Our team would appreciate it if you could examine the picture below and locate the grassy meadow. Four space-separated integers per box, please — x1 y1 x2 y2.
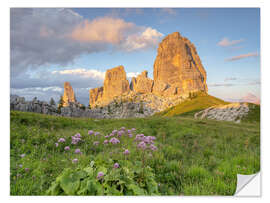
10 109 260 195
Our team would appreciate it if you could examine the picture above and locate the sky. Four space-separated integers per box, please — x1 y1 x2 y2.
10 8 260 105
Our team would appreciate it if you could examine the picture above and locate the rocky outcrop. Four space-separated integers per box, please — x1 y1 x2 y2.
194 103 250 123
103 65 130 103
10 95 58 115
89 87 103 108
63 82 76 107
89 32 208 109
10 95 156 119
130 71 154 94
153 32 207 97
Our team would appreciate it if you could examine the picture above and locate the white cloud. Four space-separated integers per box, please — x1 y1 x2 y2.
217 37 244 47
225 52 259 61
52 69 105 80
11 8 163 77
122 27 163 51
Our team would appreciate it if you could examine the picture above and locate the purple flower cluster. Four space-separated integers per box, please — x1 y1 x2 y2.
88 130 94 135
71 133 81 145
109 137 120 144
93 141 99 146
94 132 100 136
123 149 130 155
64 146 70 151
97 171 104 179
117 130 125 137
103 139 109 144
135 134 157 151
58 138 65 143
55 143 59 147
74 148 81 154
72 158 78 164
114 163 119 168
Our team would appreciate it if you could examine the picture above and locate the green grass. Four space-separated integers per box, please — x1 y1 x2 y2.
10 110 260 195
155 93 228 117
241 103 260 123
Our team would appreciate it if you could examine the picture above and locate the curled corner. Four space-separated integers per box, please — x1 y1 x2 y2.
234 172 260 196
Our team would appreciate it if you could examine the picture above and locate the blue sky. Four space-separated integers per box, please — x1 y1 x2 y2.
10 8 260 105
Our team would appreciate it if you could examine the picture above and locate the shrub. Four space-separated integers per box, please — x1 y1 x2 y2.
47 160 159 195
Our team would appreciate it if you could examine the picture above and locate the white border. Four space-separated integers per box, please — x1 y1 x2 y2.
2 0 270 203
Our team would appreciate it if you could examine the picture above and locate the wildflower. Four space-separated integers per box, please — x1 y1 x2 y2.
137 141 147 150
19 164 23 168
103 140 109 144
105 135 109 138
117 130 124 137
112 130 118 135
143 136 154 144
72 158 78 164
74 148 81 154
93 141 99 146
109 137 120 144
120 127 126 131
71 135 81 145
17 173 22 178
135 134 145 141
55 143 59 147
75 133 81 138
149 144 158 151
128 133 133 138
97 172 104 179
94 132 100 136
127 130 131 134
64 146 70 151
131 128 136 131
88 130 94 135
25 168 29 172
20 154 25 158
123 149 130 155
114 163 119 168
58 138 65 143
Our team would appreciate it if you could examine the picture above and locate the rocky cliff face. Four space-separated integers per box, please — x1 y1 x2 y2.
130 71 154 94
194 103 250 123
63 82 76 107
103 65 130 102
153 32 207 96
89 32 208 109
89 87 103 108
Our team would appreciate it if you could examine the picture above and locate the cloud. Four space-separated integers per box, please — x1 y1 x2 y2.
224 77 237 81
208 83 236 87
70 17 135 44
11 8 163 77
52 69 105 80
217 37 244 47
225 52 259 61
121 27 163 51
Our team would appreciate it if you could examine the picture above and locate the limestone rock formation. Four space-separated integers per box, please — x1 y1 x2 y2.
130 70 154 94
63 82 76 107
153 32 207 97
194 103 250 123
89 87 103 108
103 65 130 102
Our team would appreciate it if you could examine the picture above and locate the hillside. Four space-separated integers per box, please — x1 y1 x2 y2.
10 111 260 195
155 93 229 117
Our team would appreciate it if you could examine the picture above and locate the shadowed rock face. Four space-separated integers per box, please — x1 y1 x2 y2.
103 65 130 102
130 71 154 94
89 87 103 108
63 82 76 107
153 32 208 96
